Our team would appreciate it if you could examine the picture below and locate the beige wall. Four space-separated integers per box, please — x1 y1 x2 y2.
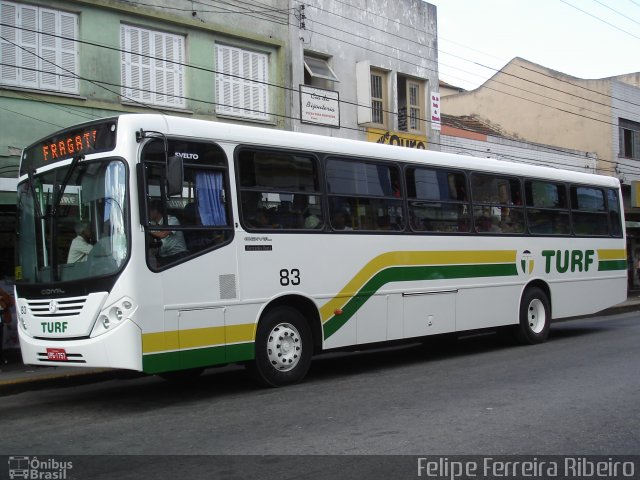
442 57 613 174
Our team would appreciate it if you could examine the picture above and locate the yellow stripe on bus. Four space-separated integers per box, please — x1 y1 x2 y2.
319 250 517 321
142 323 256 354
597 249 626 261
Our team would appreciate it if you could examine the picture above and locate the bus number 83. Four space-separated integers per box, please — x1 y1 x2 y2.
280 269 301 286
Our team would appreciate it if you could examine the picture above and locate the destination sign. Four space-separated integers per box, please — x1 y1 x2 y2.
20 119 118 175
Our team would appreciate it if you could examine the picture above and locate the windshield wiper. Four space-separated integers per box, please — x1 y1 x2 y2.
52 154 84 217
50 154 83 282
26 168 44 220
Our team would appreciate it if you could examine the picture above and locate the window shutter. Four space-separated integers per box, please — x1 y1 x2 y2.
153 31 165 105
139 29 151 102
356 61 372 124
1 2 77 92
216 44 268 120
18 3 38 88
59 11 77 92
122 25 141 102
0 1 19 84
172 35 184 107
121 25 183 107
216 44 232 115
39 8 59 90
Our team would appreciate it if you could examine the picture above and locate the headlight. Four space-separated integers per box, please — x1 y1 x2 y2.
91 297 137 337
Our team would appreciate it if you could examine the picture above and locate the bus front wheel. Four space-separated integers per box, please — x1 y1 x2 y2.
248 306 313 387
515 287 551 344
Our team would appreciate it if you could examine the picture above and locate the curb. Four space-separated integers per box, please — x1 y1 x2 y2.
0 368 140 396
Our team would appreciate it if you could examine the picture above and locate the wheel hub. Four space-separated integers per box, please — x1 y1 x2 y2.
528 299 546 334
266 322 302 372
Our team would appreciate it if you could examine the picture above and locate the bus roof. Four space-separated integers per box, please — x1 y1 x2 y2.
75 114 624 188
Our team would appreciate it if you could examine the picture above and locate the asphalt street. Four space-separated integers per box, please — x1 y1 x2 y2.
1 311 639 478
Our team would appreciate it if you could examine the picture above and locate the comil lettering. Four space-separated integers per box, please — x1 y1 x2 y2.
542 249 595 273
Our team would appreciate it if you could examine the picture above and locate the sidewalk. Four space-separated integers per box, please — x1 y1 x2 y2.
0 349 135 395
2 292 640 395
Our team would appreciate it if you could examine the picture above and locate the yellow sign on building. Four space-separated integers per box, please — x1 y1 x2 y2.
632 181 640 208
367 128 428 149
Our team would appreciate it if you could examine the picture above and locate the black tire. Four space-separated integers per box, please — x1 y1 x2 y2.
515 287 551 345
248 306 313 387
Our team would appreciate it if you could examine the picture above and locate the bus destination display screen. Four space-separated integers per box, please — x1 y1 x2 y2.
20 119 118 175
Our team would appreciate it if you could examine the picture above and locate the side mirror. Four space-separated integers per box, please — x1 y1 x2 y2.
166 155 183 197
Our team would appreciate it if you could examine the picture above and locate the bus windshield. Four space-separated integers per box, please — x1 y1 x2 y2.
17 159 129 284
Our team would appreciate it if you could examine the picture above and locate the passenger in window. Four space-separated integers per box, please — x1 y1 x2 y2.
476 215 501 233
304 212 322 229
293 194 321 229
67 222 94 263
247 208 276 229
331 210 353 230
148 201 188 264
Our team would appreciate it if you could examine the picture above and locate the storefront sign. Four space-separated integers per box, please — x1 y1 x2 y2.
431 92 441 131
300 85 340 127
367 128 428 149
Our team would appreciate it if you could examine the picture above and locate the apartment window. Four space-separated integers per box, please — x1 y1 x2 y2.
120 25 185 108
303 54 338 88
0 1 78 93
619 118 640 160
398 75 425 133
216 44 268 121
370 69 388 127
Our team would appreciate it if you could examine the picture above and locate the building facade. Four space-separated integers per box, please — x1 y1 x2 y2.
288 0 440 149
0 0 292 178
441 114 598 174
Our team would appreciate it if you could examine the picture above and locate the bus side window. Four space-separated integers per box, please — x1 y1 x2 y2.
607 189 622 237
237 150 322 231
570 186 608 236
406 167 470 233
326 158 404 232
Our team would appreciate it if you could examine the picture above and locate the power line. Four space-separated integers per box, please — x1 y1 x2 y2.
1 32 168 116
302 1 640 115
0 104 65 129
559 0 640 41
2 9 637 131
0 55 615 174
0 18 638 174
300 22 640 136
591 0 640 26
0 62 636 176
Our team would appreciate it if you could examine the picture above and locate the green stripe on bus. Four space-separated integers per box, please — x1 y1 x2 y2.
323 263 518 339
142 343 254 374
598 260 627 271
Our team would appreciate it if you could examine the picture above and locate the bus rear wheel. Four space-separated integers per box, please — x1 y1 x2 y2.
515 287 551 344
248 306 313 387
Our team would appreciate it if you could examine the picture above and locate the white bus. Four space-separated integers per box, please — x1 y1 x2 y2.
15 114 627 386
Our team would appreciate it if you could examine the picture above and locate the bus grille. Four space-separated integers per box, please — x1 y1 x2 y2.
27 296 88 318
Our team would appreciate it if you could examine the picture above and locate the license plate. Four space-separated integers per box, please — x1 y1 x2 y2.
46 348 67 361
